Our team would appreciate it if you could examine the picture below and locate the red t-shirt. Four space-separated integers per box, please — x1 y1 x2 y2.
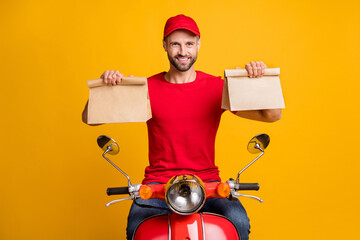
143 71 225 184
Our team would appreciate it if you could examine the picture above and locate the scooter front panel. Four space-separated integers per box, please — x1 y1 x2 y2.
133 214 170 240
202 213 239 240
171 214 204 240
133 213 239 240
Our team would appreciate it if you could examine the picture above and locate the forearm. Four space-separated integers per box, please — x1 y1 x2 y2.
234 108 281 122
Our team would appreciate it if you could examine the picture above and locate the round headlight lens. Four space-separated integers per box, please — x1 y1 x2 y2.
165 175 205 215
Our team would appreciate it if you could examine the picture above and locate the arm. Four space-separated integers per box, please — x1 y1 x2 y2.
82 70 127 126
234 109 281 122
233 61 282 123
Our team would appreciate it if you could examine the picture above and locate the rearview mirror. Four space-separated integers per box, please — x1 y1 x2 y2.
97 135 119 155
247 134 270 154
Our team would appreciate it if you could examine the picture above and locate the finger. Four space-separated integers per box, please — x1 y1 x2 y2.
260 62 266 76
235 67 241 69
115 72 124 85
255 61 261 78
251 61 257 77
245 63 253 78
108 70 118 85
108 70 117 85
128 75 134 77
113 70 120 84
103 71 110 84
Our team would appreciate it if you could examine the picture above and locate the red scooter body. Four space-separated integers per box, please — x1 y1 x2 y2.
98 134 269 240
134 212 239 240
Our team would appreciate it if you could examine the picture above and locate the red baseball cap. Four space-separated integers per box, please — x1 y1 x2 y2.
164 14 200 38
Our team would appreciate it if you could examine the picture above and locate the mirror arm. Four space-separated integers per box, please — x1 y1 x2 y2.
103 146 112 155
103 145 132 187
236 143 264 183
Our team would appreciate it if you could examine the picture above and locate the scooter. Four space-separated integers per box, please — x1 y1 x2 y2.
97 133 270 240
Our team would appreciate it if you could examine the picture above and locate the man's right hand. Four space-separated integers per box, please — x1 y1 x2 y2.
101 70 124 85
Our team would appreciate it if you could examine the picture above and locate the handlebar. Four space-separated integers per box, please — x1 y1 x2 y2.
237 183 260 191
107 187 129 196
106 182 259 197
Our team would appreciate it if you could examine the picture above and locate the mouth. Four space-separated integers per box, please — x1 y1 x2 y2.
176 56 190 63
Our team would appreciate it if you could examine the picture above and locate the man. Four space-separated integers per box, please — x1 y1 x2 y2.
82 14 281 240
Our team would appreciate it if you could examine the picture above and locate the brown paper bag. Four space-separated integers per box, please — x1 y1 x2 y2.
87 77 152 124
221 68 285 111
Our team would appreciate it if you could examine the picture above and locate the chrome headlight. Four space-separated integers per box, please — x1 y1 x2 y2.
165 175 206 215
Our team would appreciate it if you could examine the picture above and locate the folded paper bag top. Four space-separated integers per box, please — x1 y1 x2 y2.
224 68 280 77
221 68 285 111
87 77 151 124
87 77 147 88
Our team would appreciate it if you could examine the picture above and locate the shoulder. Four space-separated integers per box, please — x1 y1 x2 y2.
196 71 223 88
148 72 165 81
196 71 222 81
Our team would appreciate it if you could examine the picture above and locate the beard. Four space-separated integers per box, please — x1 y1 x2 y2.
168 53 197 72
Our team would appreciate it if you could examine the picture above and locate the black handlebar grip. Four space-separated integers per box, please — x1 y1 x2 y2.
107 187 129 196
237 183 260 191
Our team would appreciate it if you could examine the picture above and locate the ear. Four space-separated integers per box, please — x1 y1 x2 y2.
163 40 167 52
197 38 201 51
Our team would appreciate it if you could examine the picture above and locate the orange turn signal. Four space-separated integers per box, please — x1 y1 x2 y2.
139 185 153 200
216 183 231 198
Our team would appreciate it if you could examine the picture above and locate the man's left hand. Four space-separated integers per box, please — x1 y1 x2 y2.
236 61 267 78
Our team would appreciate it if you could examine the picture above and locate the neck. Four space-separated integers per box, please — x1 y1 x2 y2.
164 65 197 84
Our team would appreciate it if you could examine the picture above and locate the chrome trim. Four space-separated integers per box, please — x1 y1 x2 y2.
128 183 141 193
102 147 132 186
105 195 134 207
236 150 264 183
168 215 171 240
233 191 263 202
200 213 206 240
165 177 206 215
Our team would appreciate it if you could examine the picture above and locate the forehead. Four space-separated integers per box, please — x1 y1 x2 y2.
166 29 198 42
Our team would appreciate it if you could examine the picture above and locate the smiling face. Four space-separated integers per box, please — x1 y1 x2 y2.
163 30 200 72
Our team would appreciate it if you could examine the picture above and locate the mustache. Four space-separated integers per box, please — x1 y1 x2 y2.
175 55 191 58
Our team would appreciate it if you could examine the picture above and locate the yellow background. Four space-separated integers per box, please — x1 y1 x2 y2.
1 0 359 239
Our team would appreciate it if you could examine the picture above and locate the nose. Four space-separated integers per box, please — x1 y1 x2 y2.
179 44 186 56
